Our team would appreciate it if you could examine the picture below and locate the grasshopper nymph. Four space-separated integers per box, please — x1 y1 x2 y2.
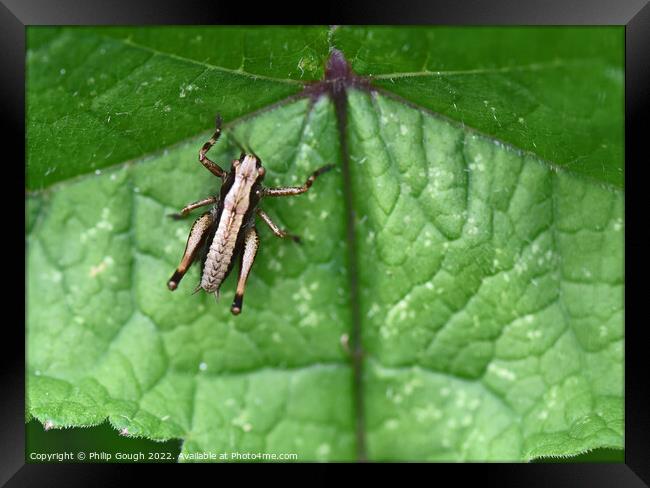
167 115 333 315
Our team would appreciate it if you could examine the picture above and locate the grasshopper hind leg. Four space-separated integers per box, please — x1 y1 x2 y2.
231 227 260 315
167 211 214 291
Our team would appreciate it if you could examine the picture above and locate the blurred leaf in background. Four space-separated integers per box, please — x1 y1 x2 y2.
26 419 180 463
26 26 623 462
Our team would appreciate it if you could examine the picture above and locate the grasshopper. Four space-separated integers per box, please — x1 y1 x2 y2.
167 115 333 315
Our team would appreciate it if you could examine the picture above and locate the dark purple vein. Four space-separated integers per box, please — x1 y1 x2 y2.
303 49 370 462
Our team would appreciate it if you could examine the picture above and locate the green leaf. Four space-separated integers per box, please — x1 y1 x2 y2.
334 26 624 188
27 26 623 462
27 26 328 189
28 96 356 461
347 89 622 460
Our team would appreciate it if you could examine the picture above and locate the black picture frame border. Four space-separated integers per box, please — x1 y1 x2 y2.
5 0 647 485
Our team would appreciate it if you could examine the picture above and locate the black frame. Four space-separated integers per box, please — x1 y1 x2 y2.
7 0 647 484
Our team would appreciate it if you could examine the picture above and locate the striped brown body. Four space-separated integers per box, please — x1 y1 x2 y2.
200 155 263 294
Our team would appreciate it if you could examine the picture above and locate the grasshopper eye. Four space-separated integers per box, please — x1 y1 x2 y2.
257 167 266 177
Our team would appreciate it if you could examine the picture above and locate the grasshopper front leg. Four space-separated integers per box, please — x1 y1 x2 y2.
256 208 301 243
198 115 227 179
168 196 218 220
262 164 334 197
